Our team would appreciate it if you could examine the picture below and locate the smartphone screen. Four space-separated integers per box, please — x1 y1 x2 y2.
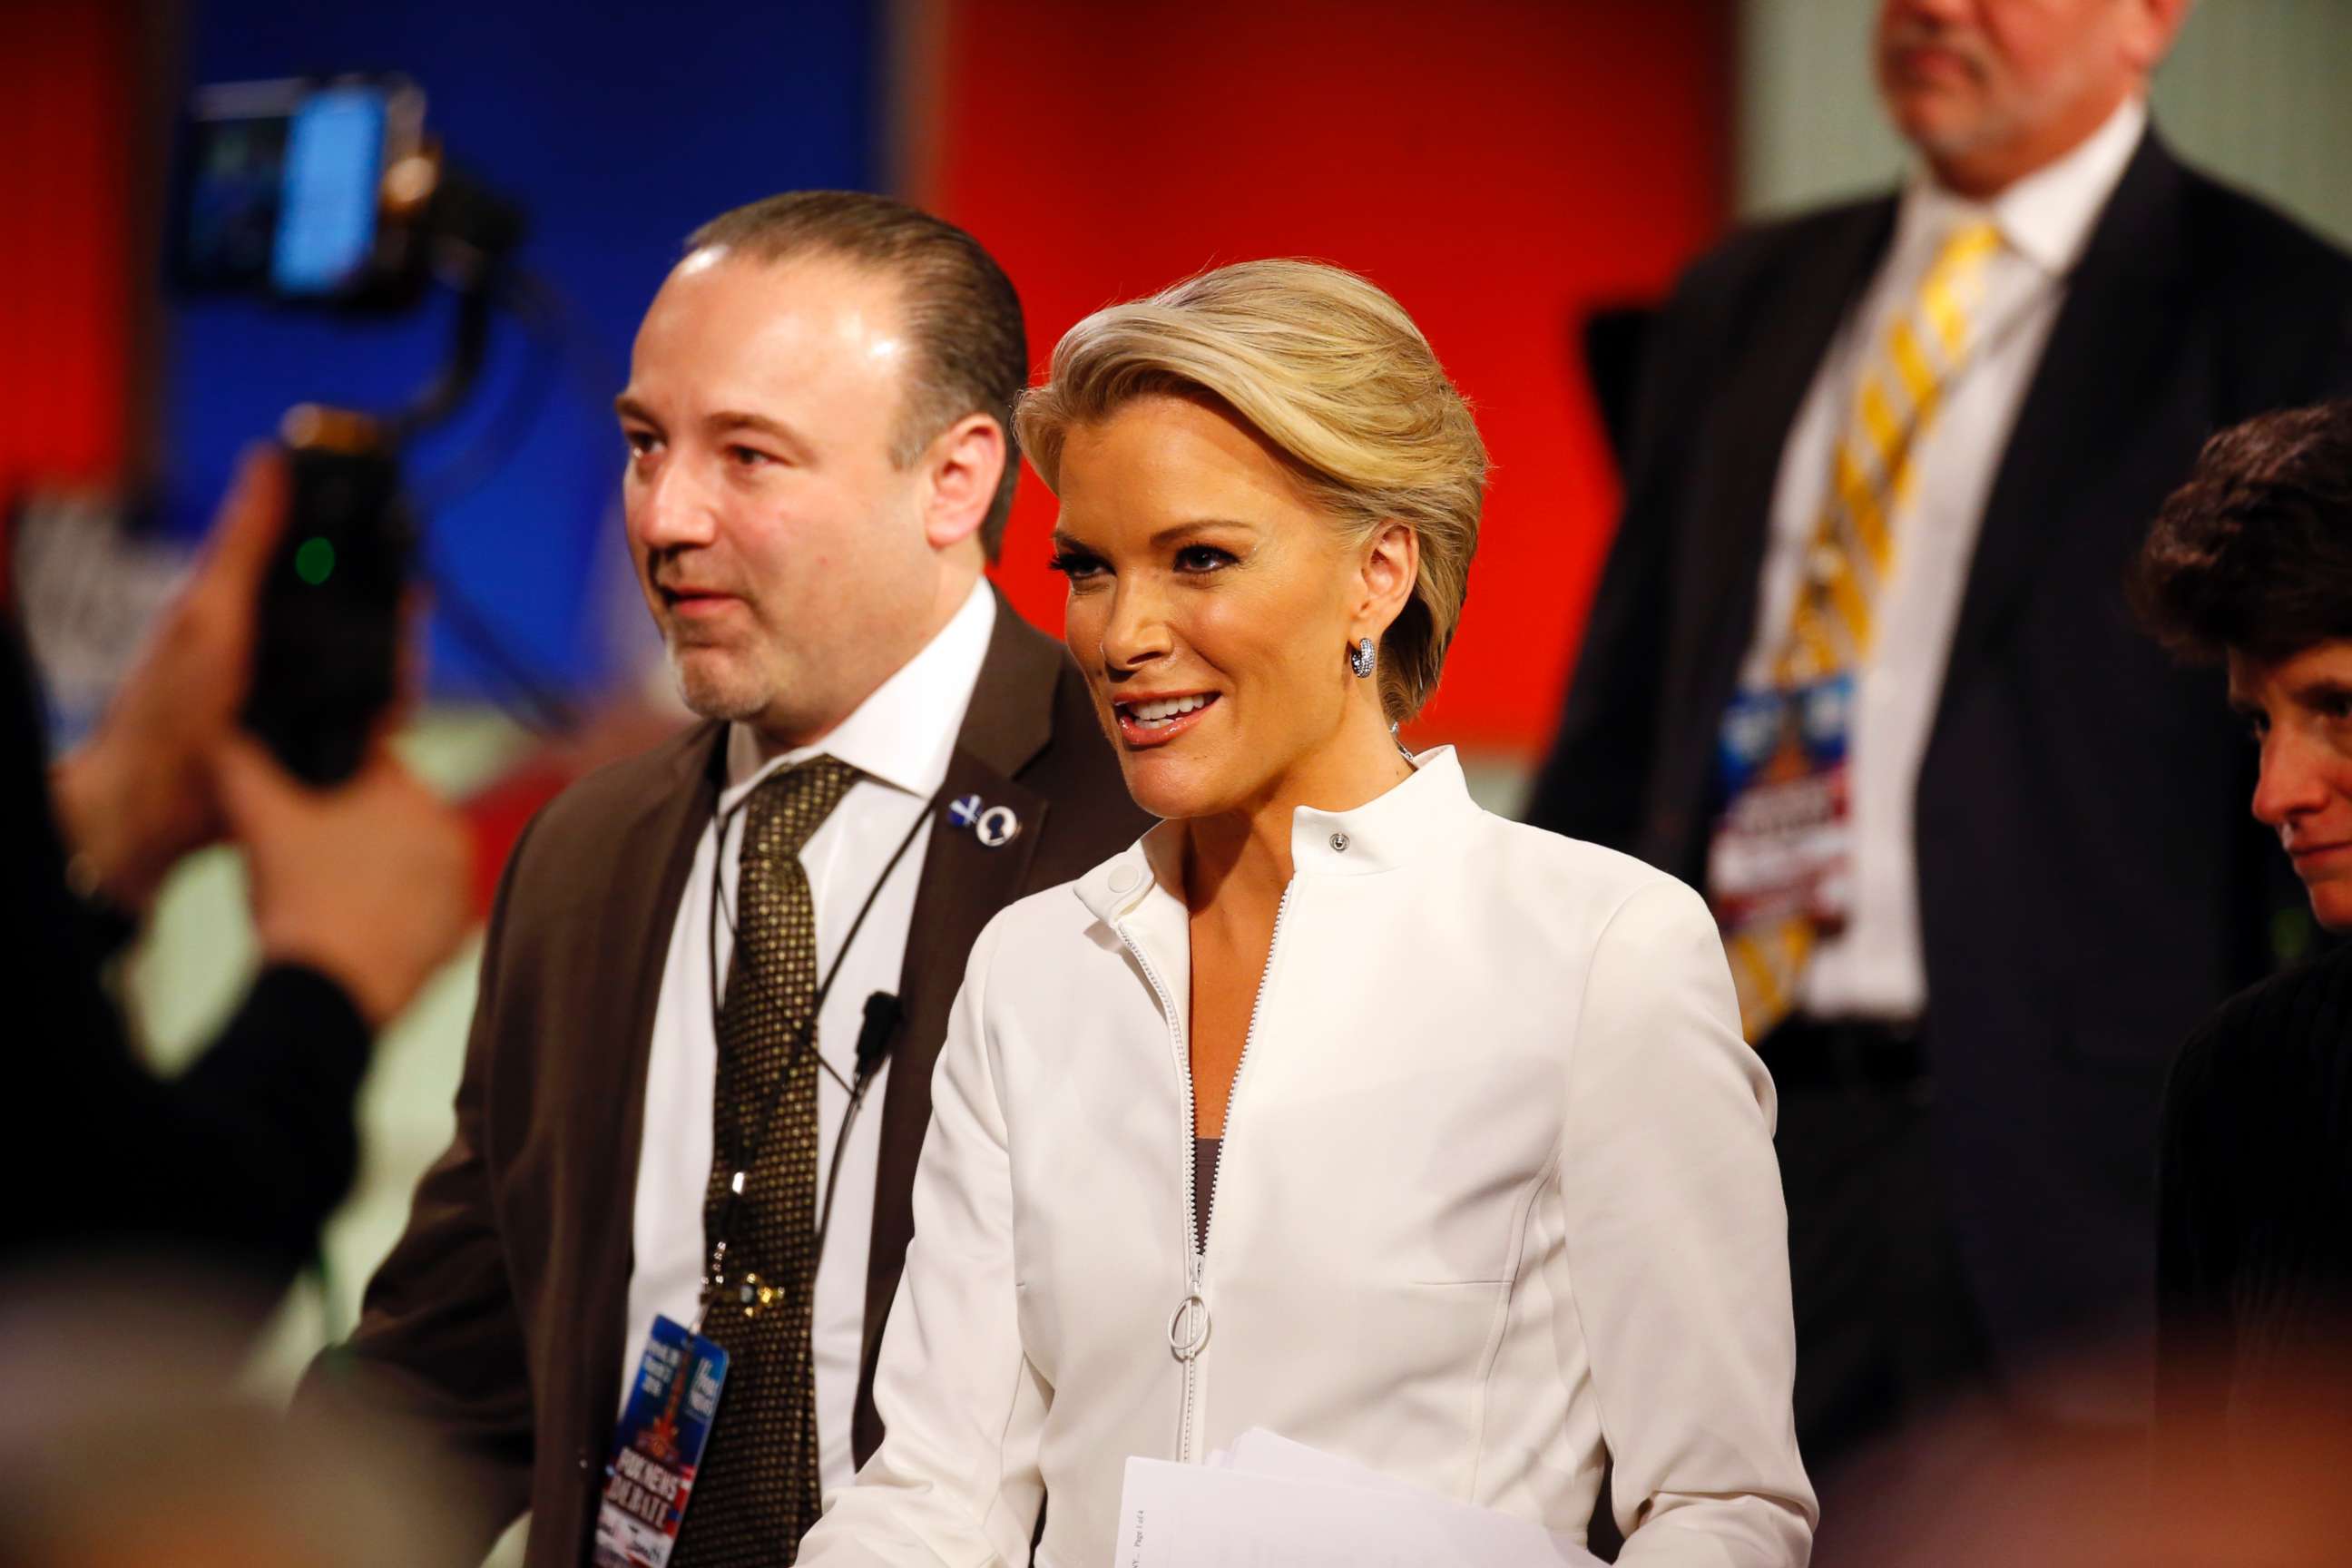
171 75 423 303
271 86 387 296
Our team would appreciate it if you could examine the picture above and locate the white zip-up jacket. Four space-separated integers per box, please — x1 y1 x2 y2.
800 748 1817 1567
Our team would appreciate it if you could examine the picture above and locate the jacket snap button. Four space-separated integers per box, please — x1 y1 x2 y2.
1329 832 1349 853
1110 865 1139 893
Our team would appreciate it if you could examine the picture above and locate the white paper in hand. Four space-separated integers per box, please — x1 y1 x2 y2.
1224 1427 1438 1495
1113 1431 1604 1568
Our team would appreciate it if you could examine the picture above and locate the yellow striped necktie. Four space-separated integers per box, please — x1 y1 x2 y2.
1720 220 2003 1042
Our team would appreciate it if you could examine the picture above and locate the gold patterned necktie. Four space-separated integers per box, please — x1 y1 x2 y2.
1718 220 2004 1041
674 756 858 1567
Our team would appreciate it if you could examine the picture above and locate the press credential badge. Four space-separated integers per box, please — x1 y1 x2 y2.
593 1315 730 1568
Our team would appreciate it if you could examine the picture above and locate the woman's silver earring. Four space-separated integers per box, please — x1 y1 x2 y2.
1348 637 1377 679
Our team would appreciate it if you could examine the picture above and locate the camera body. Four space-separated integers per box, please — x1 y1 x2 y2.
167 74 522 781
241 410 413 787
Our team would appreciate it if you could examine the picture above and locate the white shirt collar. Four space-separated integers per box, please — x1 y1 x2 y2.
1899 93 2147 278
721 579 997 808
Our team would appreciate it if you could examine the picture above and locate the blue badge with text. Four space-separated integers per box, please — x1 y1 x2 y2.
1707 672 1857 933
592 1315 729 1568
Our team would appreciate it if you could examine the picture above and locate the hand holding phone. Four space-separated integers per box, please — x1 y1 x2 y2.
51 450 289 909
240 409 413 787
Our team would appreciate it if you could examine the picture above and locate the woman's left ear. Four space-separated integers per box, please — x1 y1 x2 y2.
1355 521 1418 632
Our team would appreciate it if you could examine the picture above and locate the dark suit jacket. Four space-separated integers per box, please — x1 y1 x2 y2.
299 594 1145 1566
1526 131 2352 1397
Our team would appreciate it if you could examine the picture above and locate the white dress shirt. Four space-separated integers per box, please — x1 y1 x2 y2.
1741 95 2147 1020
625 580 996 1489
800 749 1814 1568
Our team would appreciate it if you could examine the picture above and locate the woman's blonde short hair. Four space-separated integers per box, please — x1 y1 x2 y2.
1016 259 1487 725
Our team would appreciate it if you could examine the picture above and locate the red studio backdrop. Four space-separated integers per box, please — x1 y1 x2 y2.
0 0 132 529
930 0 1732 758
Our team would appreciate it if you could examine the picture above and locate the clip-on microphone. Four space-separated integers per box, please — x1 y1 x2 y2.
852 991 903 1101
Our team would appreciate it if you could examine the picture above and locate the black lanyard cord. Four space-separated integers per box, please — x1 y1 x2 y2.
699 780 938 1314
812 995 899 1258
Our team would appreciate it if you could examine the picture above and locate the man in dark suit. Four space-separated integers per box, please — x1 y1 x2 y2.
299 192 1144 1566
1527 0 2352 1477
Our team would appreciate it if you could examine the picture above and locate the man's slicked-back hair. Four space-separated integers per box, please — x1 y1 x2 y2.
2132 399 2352 664
686 191 1028 558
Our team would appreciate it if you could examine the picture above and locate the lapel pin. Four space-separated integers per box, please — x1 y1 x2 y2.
949 793 1022 848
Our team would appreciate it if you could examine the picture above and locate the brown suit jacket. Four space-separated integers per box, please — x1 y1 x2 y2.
298 595 1144 1566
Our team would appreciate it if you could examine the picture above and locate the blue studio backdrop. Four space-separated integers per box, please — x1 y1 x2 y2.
165 0 884 703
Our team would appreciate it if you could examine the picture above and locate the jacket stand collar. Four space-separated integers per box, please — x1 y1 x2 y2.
1076 745 1480 926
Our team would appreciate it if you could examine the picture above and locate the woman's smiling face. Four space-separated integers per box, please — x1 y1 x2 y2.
1050 393 1370 822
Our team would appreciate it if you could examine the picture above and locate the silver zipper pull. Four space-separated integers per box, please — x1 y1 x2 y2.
1167 1292 1211 1361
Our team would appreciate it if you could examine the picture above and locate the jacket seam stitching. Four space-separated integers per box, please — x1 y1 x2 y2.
969 919 1038 1550
1548 878 1664 1519
1467 1161 1550 1500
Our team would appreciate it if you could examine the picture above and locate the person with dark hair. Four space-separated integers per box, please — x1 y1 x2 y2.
2132 397 2352 1485
297 191 1145 1566
2133 398 2352 680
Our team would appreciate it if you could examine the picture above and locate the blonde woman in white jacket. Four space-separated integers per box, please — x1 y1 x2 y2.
797 260 1816 1567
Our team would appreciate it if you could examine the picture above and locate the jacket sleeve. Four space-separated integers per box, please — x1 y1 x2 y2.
159 963 374 1275
800 916 1046 1567
1555 878 1817 1565
290 817 543 1563
4 620 371 1296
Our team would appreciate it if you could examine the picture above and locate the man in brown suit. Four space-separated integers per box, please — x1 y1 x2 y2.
298 192 1143 1566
